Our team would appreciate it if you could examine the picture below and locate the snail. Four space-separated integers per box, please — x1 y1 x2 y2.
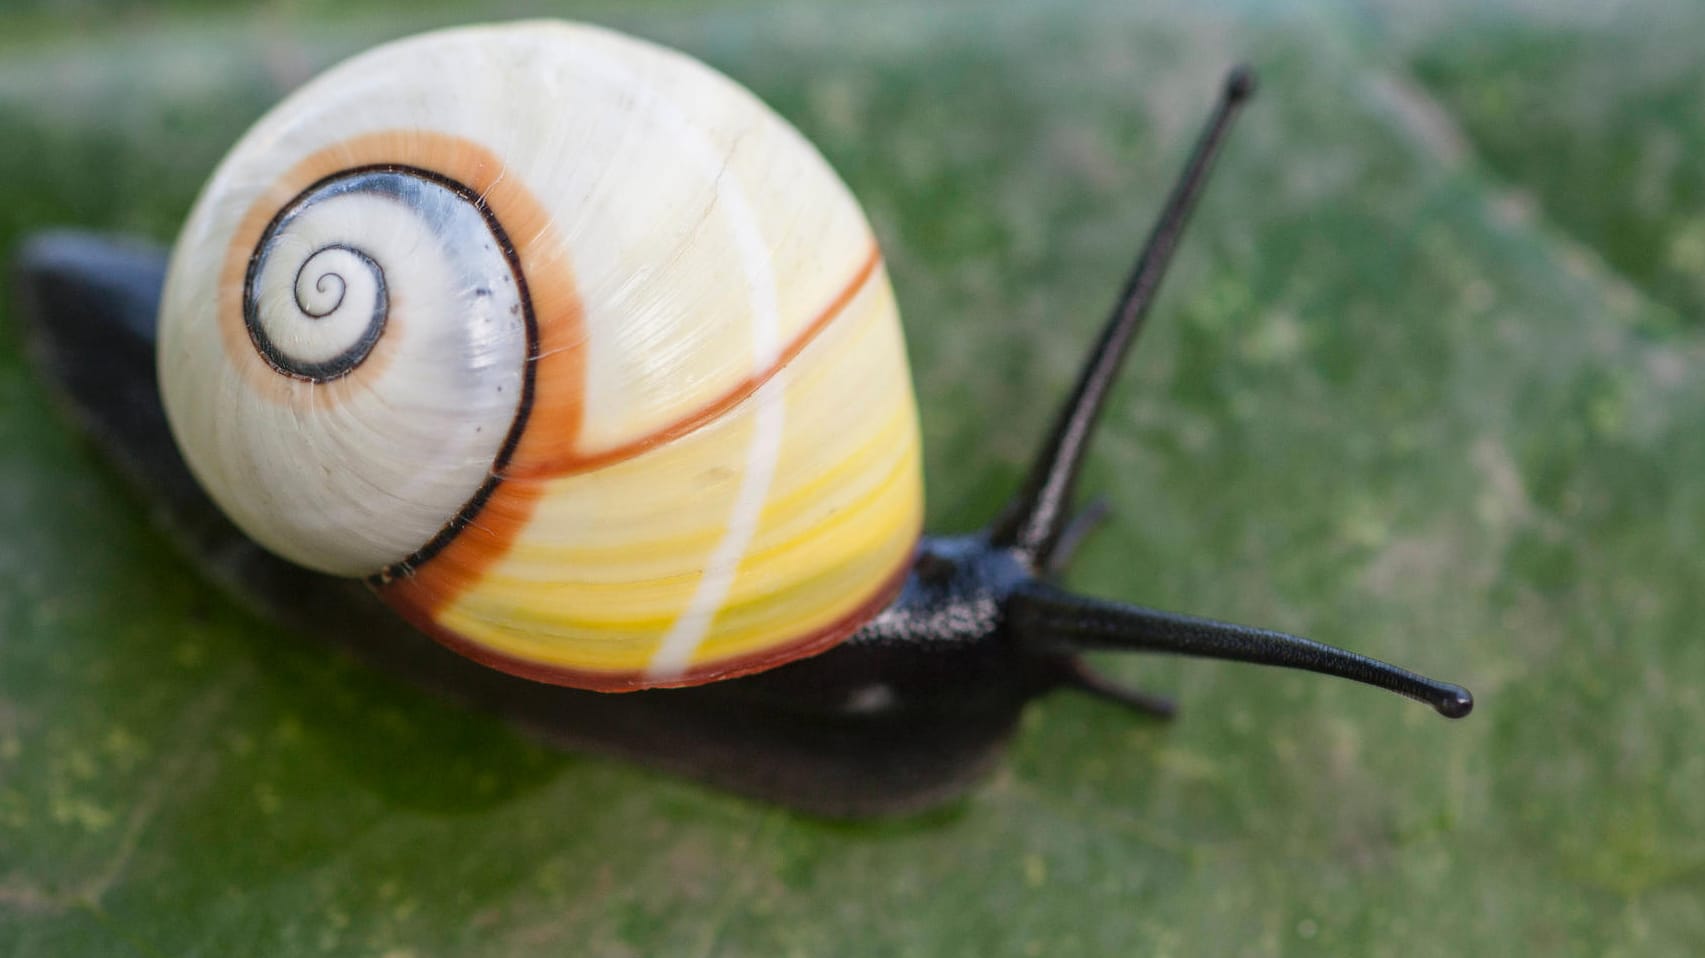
12 22 1472 816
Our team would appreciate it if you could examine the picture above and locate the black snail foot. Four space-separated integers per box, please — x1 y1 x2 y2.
8 67 1470 818
12 231 1094 816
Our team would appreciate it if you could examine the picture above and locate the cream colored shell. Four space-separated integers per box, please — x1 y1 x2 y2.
158 21 923 689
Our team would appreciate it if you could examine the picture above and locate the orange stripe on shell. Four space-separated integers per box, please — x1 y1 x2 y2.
383 238 888 617
505 242 885 480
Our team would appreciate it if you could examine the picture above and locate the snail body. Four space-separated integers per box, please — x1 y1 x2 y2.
16 22 1472 814
158 23 921 689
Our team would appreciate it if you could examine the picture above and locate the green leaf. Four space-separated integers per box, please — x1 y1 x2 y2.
3 1 1703 954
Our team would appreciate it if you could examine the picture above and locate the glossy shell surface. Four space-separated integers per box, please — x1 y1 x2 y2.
158 22 923 689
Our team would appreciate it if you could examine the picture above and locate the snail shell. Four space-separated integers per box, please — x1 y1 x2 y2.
158 22 923 690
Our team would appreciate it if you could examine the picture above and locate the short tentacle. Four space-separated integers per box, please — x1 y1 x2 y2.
1047 656 1178 718
1044 496 1113 576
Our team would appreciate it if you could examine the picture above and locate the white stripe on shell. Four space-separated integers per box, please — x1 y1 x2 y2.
570 49 787 681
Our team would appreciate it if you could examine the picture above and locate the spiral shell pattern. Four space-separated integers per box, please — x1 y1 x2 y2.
158 22 923 689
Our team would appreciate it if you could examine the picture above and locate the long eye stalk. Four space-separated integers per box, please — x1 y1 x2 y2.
990 67 1257 563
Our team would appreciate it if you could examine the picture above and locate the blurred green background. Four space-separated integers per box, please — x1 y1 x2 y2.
3 0 1703 954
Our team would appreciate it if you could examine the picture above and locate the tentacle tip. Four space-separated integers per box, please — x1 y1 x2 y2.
1432 686 1474 719
1225 65 1258 102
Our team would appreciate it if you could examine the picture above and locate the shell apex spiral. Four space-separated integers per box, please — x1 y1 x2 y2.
158 21 924 690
